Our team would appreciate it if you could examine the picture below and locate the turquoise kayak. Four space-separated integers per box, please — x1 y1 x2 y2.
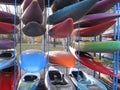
69 68 107 90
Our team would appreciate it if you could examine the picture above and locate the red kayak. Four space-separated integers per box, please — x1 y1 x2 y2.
88 0 120 14
49 18 73 38
22 0 45 12
69 47 118 77
74 13 120 28
21 0 43 25
0 22 18 34
0 64 19 90
0 11 20 25
72 19 116 37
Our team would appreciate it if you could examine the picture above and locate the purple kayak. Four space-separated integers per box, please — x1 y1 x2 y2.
74 13 120 28
88 0 120 14
22 0 45 12
0 39 15 49
21 0 43 25
0 11 20 25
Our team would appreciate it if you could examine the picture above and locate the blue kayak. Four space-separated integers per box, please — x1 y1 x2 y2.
69 68 107 90
0 49 16 70
18 49 48 73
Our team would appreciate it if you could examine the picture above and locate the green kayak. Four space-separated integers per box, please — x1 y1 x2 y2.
73 41 120 52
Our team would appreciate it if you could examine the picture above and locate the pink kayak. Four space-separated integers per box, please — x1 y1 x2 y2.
49 18 73 38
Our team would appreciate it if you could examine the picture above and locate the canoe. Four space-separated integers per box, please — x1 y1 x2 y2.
0 49 17 70
0 22 18 34
51 0 77 12
69 47 118 77
0 0 24 5
18 49 48 73
0 11 20 25
88 0 120 14
69 68 107 90
22 0 45 12
72 19 116 37
46 50 76 67
45 66 76 90
17 73 40 90
0 39 15 49
22 21 46 37
49 18 73 38
99 73 120 90
73 41 120 52
0 64 19 90
48 0 98 24
21 0 43 25
74 13 120 28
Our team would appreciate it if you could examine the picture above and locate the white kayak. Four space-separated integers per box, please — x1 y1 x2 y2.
45 66 76 90
17 73 40 90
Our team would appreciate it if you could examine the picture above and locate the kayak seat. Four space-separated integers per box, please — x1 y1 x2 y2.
49 71 68 85
0 51 14 58
49 71 62 81
72 71 84 80
24 75 37 82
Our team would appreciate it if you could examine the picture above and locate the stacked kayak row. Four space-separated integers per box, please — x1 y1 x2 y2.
0 0 120 90
0 3 20 89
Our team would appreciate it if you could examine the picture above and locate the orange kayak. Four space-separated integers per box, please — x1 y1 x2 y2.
46 51 76 67
49 18 73 38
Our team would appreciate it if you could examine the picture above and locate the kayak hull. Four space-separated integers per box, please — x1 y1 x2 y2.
73 41 120 52
45 66 76 90
19 49 48 73
0 49 17 70
74 13 120 27
49 18 73 38
22 21 46 37
0 22 18 34
72 19 116 37
69 68 107 90
69 47 117 77
46 50 75 67
17 73 40 90
21 0 43 25
48 0 98 24
0 64 19 90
